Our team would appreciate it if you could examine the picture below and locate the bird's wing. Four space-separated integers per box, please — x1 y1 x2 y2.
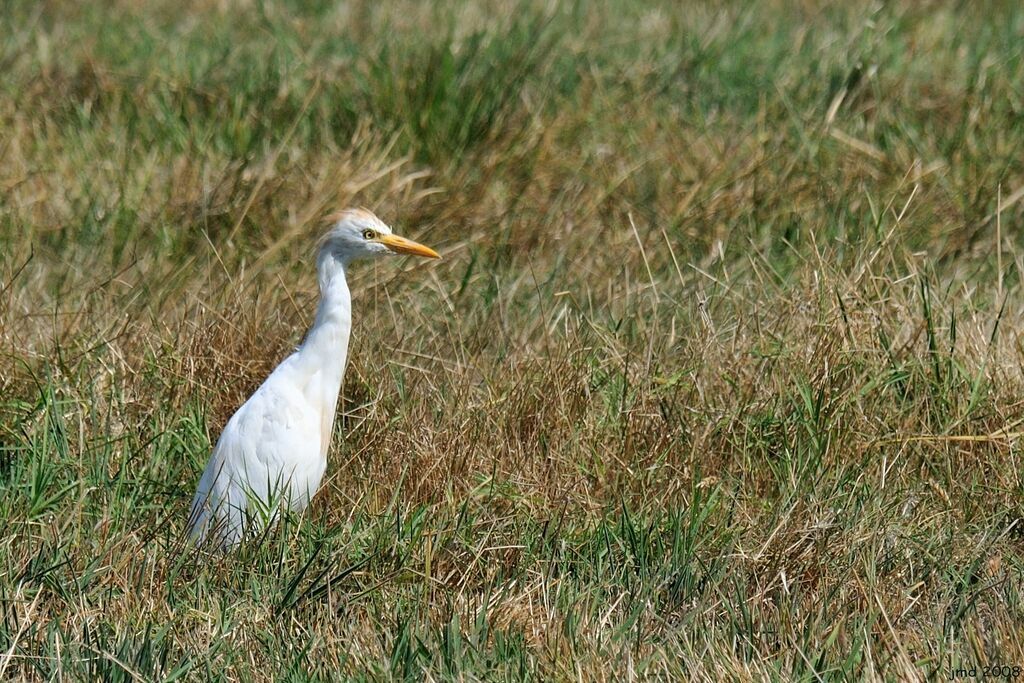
187 417 241 545
188 364 324 546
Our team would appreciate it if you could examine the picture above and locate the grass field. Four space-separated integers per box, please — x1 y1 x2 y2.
2 1 1024 679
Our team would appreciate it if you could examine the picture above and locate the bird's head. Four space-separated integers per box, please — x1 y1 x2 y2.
320 208 440 264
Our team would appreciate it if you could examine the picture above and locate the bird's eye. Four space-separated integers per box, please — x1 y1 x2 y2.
362 229 378 240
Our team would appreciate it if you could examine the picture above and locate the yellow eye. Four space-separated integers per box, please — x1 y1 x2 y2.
362 229 378 240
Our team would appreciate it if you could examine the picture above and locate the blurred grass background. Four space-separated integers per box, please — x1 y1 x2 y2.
2 0 1024 679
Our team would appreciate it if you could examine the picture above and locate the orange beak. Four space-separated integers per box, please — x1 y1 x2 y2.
378 234 440 259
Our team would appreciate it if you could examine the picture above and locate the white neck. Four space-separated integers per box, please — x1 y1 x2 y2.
293 250 352 390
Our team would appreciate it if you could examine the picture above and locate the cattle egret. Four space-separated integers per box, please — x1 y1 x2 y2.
187 209 440 547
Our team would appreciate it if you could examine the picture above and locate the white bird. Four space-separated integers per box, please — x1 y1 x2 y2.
187 209 439 548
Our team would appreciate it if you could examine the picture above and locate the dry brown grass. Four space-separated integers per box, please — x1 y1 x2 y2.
2 0 1024 680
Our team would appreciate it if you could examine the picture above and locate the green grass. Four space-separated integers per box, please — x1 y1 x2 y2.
3 0 1024 679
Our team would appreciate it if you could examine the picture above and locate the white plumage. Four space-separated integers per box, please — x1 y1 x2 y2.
188 209 439 547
